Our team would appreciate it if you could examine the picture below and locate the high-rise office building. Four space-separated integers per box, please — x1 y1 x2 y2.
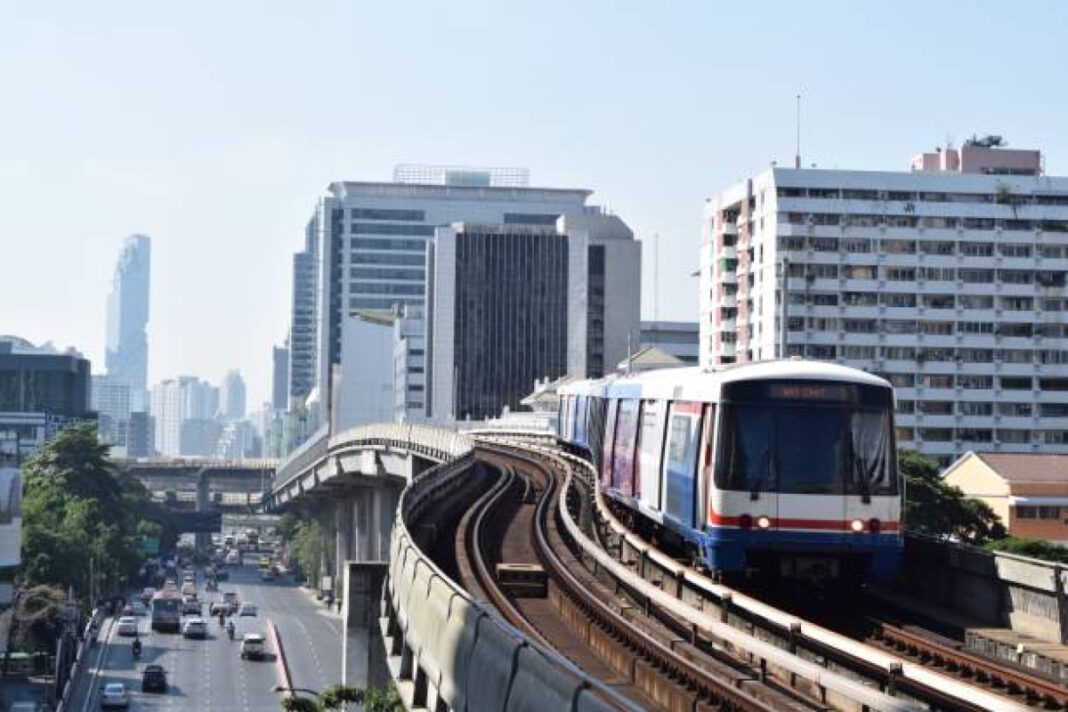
105 234 150 412
272 342 289 412
700 141 1068 465
91 374 131 448
220 370 246 420
427 211 640 421
288 223 319 408
0 336 94 459
392 305 425 423
150 376 219 456
294 166 593 430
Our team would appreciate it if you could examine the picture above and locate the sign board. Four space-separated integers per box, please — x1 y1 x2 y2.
140 536 161 555
172 511 223 533
0 468 21 567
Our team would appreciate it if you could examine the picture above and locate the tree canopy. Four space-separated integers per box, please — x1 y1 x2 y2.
19 423 177 597
900 449 1005 543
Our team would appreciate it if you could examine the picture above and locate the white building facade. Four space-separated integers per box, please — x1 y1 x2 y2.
701 144 1068 466
150 376 219 456
301 166 592 430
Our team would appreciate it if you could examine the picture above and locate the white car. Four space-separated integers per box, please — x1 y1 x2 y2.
116 616 139 637
182 617 207 639
239 633 265 660
99 682 130 708
237 602 257 617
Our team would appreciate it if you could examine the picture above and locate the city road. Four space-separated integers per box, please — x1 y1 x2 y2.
71 556 342 711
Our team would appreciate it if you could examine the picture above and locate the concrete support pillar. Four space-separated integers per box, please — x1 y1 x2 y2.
341 562 389 689
194 470 211 551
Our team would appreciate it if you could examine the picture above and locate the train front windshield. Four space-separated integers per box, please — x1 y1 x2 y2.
717 380 896 496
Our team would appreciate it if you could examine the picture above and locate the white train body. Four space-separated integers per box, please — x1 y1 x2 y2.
558 360 903 580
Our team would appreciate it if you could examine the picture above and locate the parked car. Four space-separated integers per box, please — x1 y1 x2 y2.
182 617 207 639
239 633 265 660
99 682 130 708
141 664 168 693
116 616 139 637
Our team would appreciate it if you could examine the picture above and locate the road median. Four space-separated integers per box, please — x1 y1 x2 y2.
267 617 293 696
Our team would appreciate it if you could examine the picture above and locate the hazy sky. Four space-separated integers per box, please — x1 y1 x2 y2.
2 1 1066 406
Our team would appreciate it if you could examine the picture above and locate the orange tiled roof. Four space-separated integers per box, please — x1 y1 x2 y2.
976 453 1068 485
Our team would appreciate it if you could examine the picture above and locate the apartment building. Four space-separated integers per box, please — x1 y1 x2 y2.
700 142 1068 465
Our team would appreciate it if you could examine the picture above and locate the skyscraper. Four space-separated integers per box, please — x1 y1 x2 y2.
426 211 640 421
105 234 151 412
294 165 592 430
220 370 246 420
150 376 219 456
272 342 289 412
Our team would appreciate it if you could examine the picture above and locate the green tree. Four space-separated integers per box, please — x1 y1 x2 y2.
320 684 364 710
280 696 320 712
361 683 402 712
900 449 1005 543
987 536 1068 563
276 512 299 543
13 585 68 652
19 423 173 596
292 519 326 587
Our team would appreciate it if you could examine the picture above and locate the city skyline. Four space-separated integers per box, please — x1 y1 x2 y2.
3 2 1067 406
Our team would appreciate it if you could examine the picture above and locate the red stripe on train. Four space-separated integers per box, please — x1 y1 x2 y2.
707 512 900 532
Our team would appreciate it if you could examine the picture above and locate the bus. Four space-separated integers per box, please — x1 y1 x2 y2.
151 589 183 632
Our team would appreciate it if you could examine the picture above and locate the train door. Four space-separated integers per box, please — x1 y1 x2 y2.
636 399 667 517
601 399 619 489
612 399 640 499
695 403 716 531
574 395 587 448
661 401 703 528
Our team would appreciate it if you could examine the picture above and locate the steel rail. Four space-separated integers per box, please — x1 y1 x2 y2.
483 444 779 712
525 442 1031 712
872 622 1068 709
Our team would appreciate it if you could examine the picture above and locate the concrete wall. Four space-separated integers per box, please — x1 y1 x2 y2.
903 534 1068 644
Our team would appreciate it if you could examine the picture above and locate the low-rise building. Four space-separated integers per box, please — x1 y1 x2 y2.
943 451 1068 544
0 336 94 459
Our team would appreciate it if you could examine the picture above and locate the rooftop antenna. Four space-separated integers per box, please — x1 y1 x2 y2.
795 93 802 169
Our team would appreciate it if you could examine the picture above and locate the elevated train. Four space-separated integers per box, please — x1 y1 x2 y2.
558 360 903 582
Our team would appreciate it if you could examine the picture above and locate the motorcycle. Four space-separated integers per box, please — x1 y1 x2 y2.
227 622 235 641
132 639 142 659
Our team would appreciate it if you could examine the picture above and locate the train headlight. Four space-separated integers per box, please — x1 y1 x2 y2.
868 518 882 534
850 518 865 533
756 515 771 530
738 514 753 529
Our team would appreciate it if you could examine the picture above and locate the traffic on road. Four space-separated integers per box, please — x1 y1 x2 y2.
70 543 341 711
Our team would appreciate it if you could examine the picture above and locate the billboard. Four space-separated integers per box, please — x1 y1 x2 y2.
0 467 22 567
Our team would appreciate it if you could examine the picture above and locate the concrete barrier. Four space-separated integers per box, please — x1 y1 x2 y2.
379 433 637 712
904 533 1068 644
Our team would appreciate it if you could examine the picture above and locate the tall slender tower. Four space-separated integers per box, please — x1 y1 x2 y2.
105 234 151 412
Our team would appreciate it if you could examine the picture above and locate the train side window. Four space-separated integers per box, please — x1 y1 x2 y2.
601 399 620 486
612 399 641 496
